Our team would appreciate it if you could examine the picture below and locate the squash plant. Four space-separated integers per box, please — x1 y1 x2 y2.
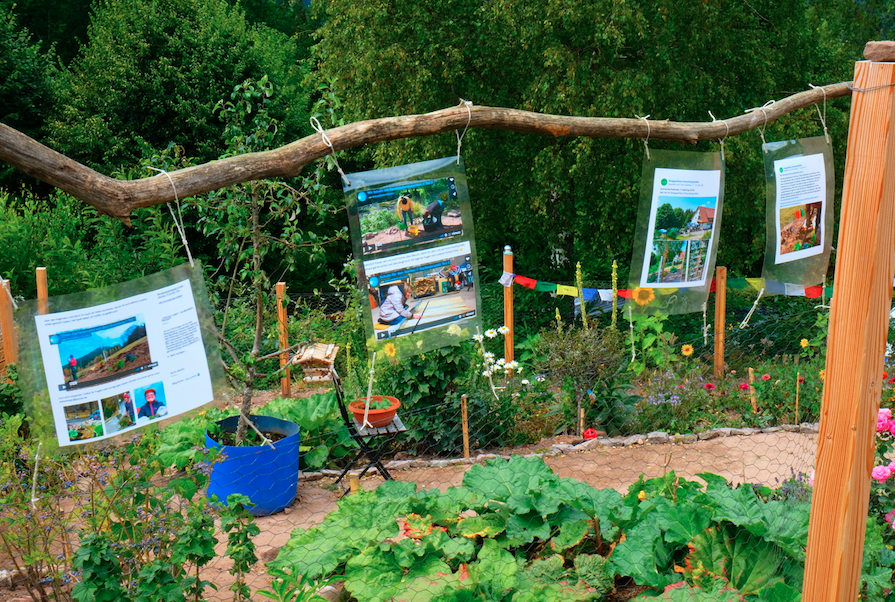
270 456 867 601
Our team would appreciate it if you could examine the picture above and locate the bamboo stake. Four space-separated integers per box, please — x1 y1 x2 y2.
804 47 895 602
578 406 585 438
748 367 757 412
713 267 727 379
349 475 360 495
503 246 514 369
461 394 470 458
276 282 290 398
36 267 48 315
795 372 801 425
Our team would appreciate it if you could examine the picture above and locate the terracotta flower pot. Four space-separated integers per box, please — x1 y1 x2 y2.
349 396 401 428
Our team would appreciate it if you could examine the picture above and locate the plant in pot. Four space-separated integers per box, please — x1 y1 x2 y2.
180 77 345 515
348 395 401 428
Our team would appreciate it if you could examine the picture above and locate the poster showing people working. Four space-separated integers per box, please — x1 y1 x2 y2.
345 157 482 359
31 272 215 446
760 137 834 287
640 167 722 288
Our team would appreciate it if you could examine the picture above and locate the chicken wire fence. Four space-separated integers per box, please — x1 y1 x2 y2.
4 283 892 602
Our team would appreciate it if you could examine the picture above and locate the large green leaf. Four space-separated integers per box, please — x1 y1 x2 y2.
550 520 591 551
457 513 508 538
469 539 519 595
463 456 556 502
759 500 810 561
506 511 551 543
704 485 765 535
345 547 451 602
609 520 675 589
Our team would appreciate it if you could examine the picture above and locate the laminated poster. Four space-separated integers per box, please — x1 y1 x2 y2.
15 263 224 448
628 149 725 315
761 137 834 287
345 157 482 360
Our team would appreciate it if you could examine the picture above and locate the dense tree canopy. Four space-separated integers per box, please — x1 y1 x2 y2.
46 0 311 171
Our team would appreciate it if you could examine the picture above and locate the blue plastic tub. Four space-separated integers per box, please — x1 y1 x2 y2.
205 415 300 516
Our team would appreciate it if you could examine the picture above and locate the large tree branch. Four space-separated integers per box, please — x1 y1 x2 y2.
0 82 852 223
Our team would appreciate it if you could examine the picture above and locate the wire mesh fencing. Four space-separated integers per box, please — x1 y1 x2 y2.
4 286 895 601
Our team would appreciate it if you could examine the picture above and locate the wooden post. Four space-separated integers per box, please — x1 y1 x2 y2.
804 46 895 602
712 266 727 379
795 372 801 425
748 367 757 412
349 475 359 495
276 282 290 398
36 267 48 315
503 246 514 365
461 394 470 458
0 280 16 366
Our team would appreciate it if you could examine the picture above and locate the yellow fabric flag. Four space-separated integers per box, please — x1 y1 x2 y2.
746 278 765 291
556 284 579 297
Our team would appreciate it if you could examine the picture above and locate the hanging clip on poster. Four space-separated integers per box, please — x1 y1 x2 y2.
146 167 195 267
456 99 473 165
808 84 831 146
702 302 709 346
310 117 351 186
636 114 651 160
739 287 765 329
708 111 729 163
744 100 775 153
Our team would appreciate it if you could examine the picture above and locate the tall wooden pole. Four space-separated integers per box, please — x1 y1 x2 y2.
276 282 291 398
712 266 727 379
461 394 470 459
804 45 895 602
36 267 48 315
503 246 514 366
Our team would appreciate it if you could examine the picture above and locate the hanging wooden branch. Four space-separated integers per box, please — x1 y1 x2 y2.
0 82 852 223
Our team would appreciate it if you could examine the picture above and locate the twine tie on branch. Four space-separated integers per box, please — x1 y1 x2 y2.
739 287 764 329
744 100 775 153
847 81 895 93
456 99 473 165
708 111 729 162
231 405 275 448
635 114 651 159
310 116 351 186
146 167 194 268
808 83 831 145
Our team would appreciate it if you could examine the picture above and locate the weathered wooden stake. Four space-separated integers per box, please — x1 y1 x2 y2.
0 280 17 368
276 282 290 397
578 406 585 438
747 367 757 412
804 45 895 602
461 394 470 459
36 267 48 315
712 267 727 379
795 372 801 425
349 475 359 495
503 246 514 367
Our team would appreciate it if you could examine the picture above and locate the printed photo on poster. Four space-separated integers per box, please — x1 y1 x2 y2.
355 177 464 256
51 314 155 390
34 277 215 447
641 168 721 288
773 153 826 264
363 241 476 342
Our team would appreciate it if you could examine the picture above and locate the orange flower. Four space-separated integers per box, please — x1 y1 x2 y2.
681 344 694 357
383 343 397 357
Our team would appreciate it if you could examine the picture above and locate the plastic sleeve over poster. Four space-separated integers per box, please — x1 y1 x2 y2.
627 149 725 316
14 263 225 449
761 137 834 287
344 157 482 360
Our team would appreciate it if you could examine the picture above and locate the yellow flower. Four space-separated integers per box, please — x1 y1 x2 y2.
681 344 694 357
819 369 825 381
383 343 397 357
800 338 809 348
632 287 655 306
637 491 646 501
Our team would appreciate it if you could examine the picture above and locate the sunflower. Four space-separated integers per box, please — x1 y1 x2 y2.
800 338 809 348
632 287 656 306
681 344 694 357
383 342 397 358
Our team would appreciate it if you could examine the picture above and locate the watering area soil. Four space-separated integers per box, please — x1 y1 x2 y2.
0 387 818 602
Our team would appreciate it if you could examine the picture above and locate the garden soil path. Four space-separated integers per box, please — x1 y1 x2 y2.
0 400 818 601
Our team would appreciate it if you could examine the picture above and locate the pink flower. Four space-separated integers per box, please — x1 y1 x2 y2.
808 470 814 487
872 465 892 482
704 383 715 390
879 419 893 434
761 374 771 381
885 509 895 525
738 383 749 390
880 408 893 421
889 462 895 473
890 377 895 385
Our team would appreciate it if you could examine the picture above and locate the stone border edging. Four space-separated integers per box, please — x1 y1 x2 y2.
299 422 820 482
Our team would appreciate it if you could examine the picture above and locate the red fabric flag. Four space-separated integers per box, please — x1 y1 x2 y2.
514 275 537 289
709 278 717 293
618 289 633 299
805 286 823 299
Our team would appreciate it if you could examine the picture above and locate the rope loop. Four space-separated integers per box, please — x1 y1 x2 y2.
310 116 351 187
708 111 729 162
146 167 195 267
635 114 651 160
745 100 775 152
456 99 473 164
808 83 831 145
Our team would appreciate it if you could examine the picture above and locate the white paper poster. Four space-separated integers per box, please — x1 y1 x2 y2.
773 153 826 265
34 277 214 446
640 167 722 288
